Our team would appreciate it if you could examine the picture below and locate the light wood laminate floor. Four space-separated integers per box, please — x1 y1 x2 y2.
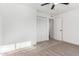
2 39 79 56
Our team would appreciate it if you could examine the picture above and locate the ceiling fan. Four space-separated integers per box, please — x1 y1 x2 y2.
41 3 69 10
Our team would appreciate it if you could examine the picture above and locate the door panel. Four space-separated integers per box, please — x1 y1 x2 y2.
37 16 49 42
54 18 63 41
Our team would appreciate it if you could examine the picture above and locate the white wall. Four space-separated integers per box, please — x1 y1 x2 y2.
53 8 79 45
0 4 36 45
0 16 2 45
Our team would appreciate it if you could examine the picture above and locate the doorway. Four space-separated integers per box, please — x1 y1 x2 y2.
49 19 54 39
49 17 63 41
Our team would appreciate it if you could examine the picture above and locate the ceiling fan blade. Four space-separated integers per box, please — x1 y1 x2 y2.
60 3 69 5
51 4 55 10
41 3 50 6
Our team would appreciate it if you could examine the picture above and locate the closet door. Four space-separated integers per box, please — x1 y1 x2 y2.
37 16 49 42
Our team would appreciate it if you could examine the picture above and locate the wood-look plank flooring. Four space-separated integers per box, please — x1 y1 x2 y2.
2 39 79 56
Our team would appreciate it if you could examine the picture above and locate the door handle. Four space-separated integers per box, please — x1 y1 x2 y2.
60 29 63 31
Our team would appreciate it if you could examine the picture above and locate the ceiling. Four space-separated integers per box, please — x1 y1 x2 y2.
20 3 79 16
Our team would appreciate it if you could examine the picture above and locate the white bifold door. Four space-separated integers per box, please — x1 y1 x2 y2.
37 16 49 42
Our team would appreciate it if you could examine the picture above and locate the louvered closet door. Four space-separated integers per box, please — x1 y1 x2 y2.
37 16 49 42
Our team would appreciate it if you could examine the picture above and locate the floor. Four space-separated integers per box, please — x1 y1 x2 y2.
2 39 79 56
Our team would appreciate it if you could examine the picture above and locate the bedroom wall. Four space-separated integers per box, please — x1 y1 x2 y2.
53 8 79 45
0 16 2 45
0 3 37 45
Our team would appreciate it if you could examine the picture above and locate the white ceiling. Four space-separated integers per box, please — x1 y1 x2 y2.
20 3 79 16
